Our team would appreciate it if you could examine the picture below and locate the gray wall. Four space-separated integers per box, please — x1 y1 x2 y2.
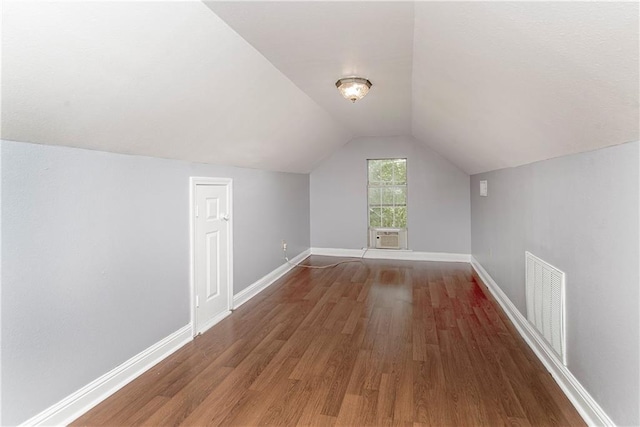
471 141 639 426
310 136 470 253
1 140 309 425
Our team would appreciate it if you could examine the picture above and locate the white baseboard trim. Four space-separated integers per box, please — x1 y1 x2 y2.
310 247 364 258
470 256 614 427
310 247 470 263
233 249 311 309
19 324 193 427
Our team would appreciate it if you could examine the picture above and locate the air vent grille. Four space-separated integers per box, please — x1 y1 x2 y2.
379 233 399 248
369 228 407 249
525 252 566 364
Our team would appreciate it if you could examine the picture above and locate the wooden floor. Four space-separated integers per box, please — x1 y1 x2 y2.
72 256 585 426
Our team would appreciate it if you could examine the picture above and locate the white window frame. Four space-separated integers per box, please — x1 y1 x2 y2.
366 158 408 232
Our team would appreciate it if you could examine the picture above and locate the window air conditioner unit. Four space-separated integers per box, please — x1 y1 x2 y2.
370 228 407 249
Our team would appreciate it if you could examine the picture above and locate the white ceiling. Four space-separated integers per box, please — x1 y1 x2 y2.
1 1 351 173
412 2 639 174
205 1 414 137
2 1 638 175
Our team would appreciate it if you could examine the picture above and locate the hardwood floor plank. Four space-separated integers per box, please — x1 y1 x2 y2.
345 349 372 395
222 357 300 426
363 333 387 391
72 257 585 427
320 333 360 417
140 365 234 426
290 330 334 381
392 344 414 422
296 376 335 426
412 321 428 362
259 378 312 426
376 373 395 421
341 302 364 335
538 372 587 426
297 413 337 427
334 393 364 426
178 339 285 425
124 396 170 427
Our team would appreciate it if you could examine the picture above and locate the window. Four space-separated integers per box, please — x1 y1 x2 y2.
367 158 407 229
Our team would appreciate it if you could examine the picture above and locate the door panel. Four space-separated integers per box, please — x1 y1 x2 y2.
206 198 219 220
206 230 220 298
195 183 230 334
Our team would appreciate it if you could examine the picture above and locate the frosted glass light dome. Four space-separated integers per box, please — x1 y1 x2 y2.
335 77 372 103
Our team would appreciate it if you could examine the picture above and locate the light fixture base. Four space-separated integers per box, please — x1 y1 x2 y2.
335 77 372 103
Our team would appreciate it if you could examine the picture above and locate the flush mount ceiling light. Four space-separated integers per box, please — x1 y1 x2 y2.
335 77 372 103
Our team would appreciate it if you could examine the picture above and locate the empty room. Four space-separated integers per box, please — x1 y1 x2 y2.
1 1 638 426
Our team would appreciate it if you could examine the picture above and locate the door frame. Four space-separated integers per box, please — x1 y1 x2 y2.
189 176 234 338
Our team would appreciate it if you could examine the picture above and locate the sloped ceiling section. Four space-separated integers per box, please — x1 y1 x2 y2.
3 1 638 175
206 1 638 175
205 1 414 138
1 1 351 173
412 2 639 175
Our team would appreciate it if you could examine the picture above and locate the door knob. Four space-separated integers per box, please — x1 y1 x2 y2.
221 214 230 221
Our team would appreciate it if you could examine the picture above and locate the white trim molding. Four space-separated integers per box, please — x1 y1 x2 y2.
233 249 311 309
19 325 192 427
470 256 614 427
310 247 364 258
310 247 470 263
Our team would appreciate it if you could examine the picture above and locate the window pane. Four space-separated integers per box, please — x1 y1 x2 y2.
395 206 407 228
381 207 394 227
381 187 394 205
393 159 407 184
380 161 394 183
368 160 382 184
394 187 407 205
369 208 382 227
368 187 381 206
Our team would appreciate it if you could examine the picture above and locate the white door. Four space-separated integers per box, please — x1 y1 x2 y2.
194 181 232 335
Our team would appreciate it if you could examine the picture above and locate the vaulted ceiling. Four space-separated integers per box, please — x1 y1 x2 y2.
2 1 638 175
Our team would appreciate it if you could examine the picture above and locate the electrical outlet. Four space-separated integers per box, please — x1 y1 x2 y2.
282 240 287 250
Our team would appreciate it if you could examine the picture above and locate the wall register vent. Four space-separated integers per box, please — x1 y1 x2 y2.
525 252 566 365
